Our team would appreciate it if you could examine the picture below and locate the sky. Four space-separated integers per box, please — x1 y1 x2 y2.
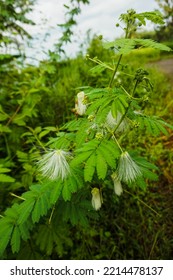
24 0 159 63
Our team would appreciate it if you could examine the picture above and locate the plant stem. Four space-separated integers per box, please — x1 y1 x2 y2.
5 104 22 127
48 205 55 224
10 193 26 201
132 80 138 96
109 54 123 88
112 105 130 135
27 127 46 151
112 134 123 153
124 190 160 216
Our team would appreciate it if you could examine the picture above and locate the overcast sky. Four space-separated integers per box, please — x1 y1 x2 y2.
24 0 159 63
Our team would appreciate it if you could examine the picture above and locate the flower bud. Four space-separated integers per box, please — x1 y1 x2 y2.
111 172 123 196
91 188 102 210
75 91 87 116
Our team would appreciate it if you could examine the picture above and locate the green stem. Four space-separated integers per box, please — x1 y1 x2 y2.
10 193 26 201
112 104 130 136
112 134 123 153
27 127 46 151
109 54 123 88
124 190 160 216
149 230 160 259
48 205 55 224
132 80 138 96
5 104 22 127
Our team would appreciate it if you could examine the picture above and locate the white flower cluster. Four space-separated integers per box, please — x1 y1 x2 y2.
38 149 70 180
106 111 129 133
117 151 142 183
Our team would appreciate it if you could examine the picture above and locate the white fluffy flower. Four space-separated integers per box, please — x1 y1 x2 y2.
75 91 87 116
91 188 102 211
117 151 142 183
111 172 123 196
106 111 129 133
38 149 70 180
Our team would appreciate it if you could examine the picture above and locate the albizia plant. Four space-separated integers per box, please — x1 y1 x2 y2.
0 9 172 257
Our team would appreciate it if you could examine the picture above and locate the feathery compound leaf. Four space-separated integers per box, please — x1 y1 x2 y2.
96 150 107 180
0 173 15 182
62 118 84 131
0 220 14 256
135 114 171 136
103 38 172 54
36 225 54 255
103 38 135 53
134 39 172 52
101 140 120 160
84 154 96 182
70 150 93 167
111 95 128 118
62 170 83 201
17 199 35 225
76 139 100 152
75 120 90 148
136 11 165 25
85 87 109 99
32 192 50 223
98 146 115 168
71 139 100 168
98 140 120 169
86 95 113 115
11 226 21 253
50 180 63 204
129 153 158 185
95 106 110 124
19 222 31 241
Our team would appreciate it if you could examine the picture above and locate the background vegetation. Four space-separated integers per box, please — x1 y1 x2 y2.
0 0 173 260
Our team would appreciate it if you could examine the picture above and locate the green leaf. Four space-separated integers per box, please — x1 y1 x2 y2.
71 150 93 167
19 223 30 241
0 220 14 256
0 167 11 173
75 121 89 148
0 174 15 182
62 180 72 201
84 154 96 182
76 139 100 152
32 194 49 223
36 225 54 255
85 87 109 99
111 95 128 118
136 11 165 25
96 151 107 180
69 203 78 225
99 140 120 168
86 96 112 115
11 226 21 253
50 181 63 204
62 171 83 201
98 144 116 168
17 200 35 225
136 115 171 136
103 38 172 54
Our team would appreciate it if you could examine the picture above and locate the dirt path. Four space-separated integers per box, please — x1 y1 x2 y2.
151 58 173 82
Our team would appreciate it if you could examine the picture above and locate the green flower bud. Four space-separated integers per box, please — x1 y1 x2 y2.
95 132 104 140
88 115 95 121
